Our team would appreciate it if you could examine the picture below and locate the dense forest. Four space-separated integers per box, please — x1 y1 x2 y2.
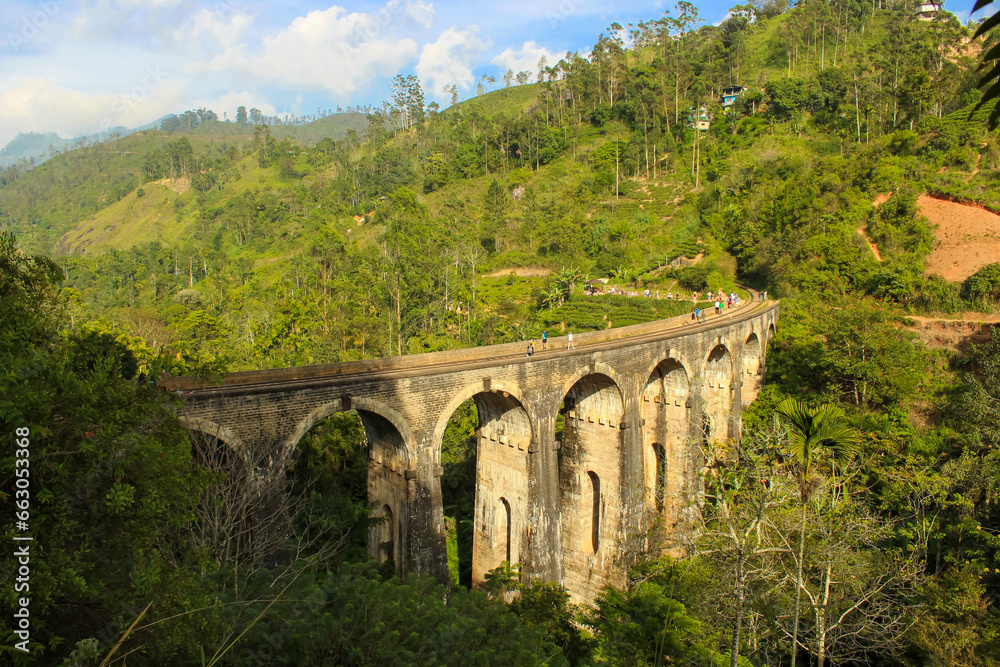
3 0 1000 664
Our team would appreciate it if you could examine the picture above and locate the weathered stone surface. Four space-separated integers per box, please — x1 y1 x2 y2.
167 301 779 603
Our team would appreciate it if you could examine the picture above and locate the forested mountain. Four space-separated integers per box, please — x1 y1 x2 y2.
0 126 141 170
2 1 1000 664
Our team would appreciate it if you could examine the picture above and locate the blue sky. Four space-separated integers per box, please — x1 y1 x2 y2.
0 0 979 147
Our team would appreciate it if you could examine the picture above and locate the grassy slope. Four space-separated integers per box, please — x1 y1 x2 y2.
1 114 372 254
55 181 186 254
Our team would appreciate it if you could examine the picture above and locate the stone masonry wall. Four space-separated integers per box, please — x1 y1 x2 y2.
171 302 780 603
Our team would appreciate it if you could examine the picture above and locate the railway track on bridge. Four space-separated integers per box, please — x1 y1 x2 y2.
166 296 777 397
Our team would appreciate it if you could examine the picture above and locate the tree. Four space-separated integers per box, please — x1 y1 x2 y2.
0 231 218 662
775 398 858 667
585 581 706 665
483 178 510 251
235 105 247 125
686 424 793 667
503 68 514 97
390 74 426 131
962 262 1000 307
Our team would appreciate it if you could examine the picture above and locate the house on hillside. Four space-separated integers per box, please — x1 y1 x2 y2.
687 105 710 130
720 85 745 110
916 0 942 19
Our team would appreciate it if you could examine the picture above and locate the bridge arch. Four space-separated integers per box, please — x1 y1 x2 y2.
283 397 413 577
435 382 534 588
178 417 244 451
284 397 414 466
641 359 691 517
558 361 625 412
431 381 529 453
179 417 253 476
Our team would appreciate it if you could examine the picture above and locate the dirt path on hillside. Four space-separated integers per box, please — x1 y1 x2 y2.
857 226 883 261
904 314 999 351
484 267 552 277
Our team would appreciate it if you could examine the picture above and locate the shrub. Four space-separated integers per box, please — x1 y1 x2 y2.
962 262 1000 308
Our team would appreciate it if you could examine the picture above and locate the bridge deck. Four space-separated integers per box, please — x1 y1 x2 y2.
165 298 778 394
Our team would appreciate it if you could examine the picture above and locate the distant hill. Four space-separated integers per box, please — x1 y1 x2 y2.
0 111 376 253
0 125 152 169
184 113 370 143
0 111 369 172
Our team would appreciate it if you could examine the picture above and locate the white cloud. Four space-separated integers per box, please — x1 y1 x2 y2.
0 75 183 143
403 0 436 29
183 7 255 50
491 40 562 79
416 25 490 96
68 0 192 44
186 5 419 96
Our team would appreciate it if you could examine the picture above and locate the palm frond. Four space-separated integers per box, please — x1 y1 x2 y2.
974 0 1000 129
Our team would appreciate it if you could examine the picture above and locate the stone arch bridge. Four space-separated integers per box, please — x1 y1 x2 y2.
166 300 779 603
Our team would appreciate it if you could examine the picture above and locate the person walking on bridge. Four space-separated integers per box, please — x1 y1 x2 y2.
567 331 575 350
541 330 547 349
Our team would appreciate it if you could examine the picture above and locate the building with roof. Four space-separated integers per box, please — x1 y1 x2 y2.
687 105 710 130
916 0 942 19
721 85 745 110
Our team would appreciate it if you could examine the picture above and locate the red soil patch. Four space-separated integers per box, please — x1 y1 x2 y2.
860 194 892 260
484 267 552 277
920 194 1000 282
857 226 883 261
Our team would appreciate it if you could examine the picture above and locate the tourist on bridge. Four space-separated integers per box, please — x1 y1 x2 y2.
541 330 548 349
526 341 535 357
567 331 575 350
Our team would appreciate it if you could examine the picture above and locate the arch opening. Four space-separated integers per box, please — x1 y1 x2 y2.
379 504 395 567
499 497 512 564
588 471 601 554
185 425 266 566
286 406 410 576
440 390 532 589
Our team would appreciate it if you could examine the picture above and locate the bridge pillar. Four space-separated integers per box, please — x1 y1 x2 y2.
641 358 693 536
470 392 533 587
559 374 628 603
523 401 562 584
407 434 449 584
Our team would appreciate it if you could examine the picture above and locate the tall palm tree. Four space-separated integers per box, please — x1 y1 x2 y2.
775 398 858 667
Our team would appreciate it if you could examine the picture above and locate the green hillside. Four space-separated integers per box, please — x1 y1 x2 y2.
0 4 993 364
4 3 1000 664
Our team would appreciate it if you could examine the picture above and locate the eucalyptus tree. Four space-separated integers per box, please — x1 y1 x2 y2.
775 398 858 667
